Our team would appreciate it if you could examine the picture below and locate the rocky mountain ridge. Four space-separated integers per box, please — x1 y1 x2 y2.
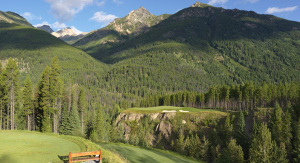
50 27 87 44
73 6 170 58
36 25 54 33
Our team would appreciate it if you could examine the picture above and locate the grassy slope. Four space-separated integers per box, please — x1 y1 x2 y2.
100 143 203 163
0 11 32 27
0 130 126 163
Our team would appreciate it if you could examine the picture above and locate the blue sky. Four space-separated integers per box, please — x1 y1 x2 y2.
1 0 299 33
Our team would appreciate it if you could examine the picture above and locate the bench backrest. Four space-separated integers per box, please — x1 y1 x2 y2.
69 150 102 163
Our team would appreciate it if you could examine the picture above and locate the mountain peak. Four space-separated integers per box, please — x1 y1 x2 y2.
127 6 153 23
52 27 77 38
191 1 210 8
36 25 54 33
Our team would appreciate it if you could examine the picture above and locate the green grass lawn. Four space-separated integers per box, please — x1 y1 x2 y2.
0 130 125 163
124 106 224 114
100 143 204 163
0 130 80 163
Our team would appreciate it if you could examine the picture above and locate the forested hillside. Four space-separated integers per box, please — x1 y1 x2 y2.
75 2 300 96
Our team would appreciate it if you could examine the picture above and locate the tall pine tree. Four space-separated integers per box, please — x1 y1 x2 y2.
293 119 300 162
23 75 33 130
78 89 87 135
67 88 81 135
249 123 274 163
234 111 249 159
37 66 51 132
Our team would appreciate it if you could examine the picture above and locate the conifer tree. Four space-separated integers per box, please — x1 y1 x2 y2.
293 119 300 162
67 89 81 135
0 62 3 130
234 111 249 159
2 58 19 130
222 115 233 144
200 136 210 161
59 106 69 135
23 75 33 130
270 103 284 145
96 108 104 141
112 104 120 119
227 138 244 163
273 142 288 163
176 128 185 155
249 123 273 163
282 110 292 155
193 134 201 159
86 108 97 141
78 89 87 135
49 56 62 133
37 66 51 132
184 135 191 156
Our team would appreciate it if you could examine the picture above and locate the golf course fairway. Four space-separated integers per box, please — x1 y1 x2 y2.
100 143 204 163
0 130 125 163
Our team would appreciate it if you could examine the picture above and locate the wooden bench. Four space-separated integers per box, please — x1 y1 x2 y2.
69 150 102 163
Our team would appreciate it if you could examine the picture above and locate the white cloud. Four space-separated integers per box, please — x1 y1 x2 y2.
52 22 67 29
22 12 42 20
90 11 117 25
45 0 94 22
113 0 123 5
34 21 51 27
97 0 106 7
266 6 298 14
245 0 259 3
70 26 83 34
208 0 228 5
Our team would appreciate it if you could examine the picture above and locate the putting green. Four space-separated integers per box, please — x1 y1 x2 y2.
100 143 203 163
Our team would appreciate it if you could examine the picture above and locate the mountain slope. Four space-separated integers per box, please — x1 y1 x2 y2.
0 19 115 104
74 7 170 59
75 2 300 94
0 11 32 27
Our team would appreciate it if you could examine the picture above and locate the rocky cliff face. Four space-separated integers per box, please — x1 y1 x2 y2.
37 25 54 33
115 111 226 145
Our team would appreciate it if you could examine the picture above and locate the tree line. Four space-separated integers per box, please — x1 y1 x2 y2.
137 81 299 111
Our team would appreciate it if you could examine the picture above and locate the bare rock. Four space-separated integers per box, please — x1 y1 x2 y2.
155 121 172 140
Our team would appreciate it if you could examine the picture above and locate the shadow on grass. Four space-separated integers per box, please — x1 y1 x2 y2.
0 154 18 163
150 149 195 163
58 155 69 163
100 143 200 163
